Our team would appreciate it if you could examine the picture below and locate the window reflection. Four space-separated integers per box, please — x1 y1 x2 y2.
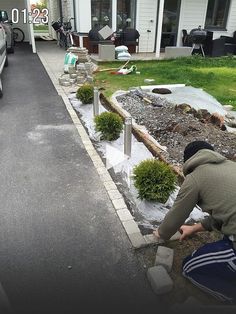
117 0 136 31
162 0 179 33
205 0 230 29
91 0 112 28
161 0 180 48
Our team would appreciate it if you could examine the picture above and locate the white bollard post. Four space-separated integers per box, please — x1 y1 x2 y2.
124 117 132 157
93 87 99 116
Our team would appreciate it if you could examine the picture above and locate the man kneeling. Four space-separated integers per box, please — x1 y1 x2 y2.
154 141 236 302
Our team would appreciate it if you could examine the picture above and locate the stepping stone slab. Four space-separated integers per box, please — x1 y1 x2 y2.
155 246 174 273
152 88 172 94
147 266 173 295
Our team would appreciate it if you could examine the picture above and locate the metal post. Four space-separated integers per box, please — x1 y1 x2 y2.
124 117 132 157
93 87 99 116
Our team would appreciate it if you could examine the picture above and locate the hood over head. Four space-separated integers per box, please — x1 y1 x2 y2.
183 149 227 176
184 141 214 162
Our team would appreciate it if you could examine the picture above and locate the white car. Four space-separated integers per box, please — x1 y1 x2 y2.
0 21 8 97
0 10 14 53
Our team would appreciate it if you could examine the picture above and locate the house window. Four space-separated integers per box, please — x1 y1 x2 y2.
117 0 136 31
91 0 112 28
205 0 230 30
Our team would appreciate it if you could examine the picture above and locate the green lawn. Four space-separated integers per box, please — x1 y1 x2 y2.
33 24 49 32
94 56 236 109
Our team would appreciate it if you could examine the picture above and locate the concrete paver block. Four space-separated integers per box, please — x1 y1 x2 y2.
122 220 140 235
144 234 164 245
155 246 174 273
93 162 104 168
117 208 133 222
96 167 108 175
108 189 122 200
147 266 173 295
170 231 181 241
128 232 146 248
112 198 126 210
103 181 117 191
99 173 112 182
165 46 192 59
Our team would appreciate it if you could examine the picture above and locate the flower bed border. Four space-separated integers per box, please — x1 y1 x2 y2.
100 93 185 184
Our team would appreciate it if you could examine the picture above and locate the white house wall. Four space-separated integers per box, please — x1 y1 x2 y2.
224 0 236 37
136 0 158 52
177 0 207 45
75 0 91 33
61 0 74 20
47 0 60 40
0 0 29 41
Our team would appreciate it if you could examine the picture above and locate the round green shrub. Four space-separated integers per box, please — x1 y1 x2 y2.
94 112 123 141
133 159 176 202
76 84 94 104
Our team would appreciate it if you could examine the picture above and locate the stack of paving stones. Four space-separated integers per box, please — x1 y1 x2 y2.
57 47 96 87
147 245 174 295
59 60 95 87
67 47 91 63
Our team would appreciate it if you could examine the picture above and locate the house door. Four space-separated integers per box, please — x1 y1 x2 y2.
161 0 181 48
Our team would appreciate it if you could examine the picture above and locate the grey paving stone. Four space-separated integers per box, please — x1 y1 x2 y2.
117 208 133 222
147 266 173 295
144 234 164 245
122 220 140 235
128 232 146 248
170 231 181 241
103 180 117 191
112 198 126 210
155 246 174 273
108 189 122 200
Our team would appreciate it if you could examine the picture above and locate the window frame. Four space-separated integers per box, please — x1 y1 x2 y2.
204 0 231 31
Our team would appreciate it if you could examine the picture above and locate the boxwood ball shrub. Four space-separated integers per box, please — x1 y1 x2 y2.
133 159 176 202
76 84 94 104
94 112 123 141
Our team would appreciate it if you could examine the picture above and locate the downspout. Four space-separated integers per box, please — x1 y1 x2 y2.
59 0 63 21
155 0 164 58
26 0 36 53
73 0 77 30
112 0 117 32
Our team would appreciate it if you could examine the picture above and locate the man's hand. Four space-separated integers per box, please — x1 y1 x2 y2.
153 229 160 238
179 223 205 241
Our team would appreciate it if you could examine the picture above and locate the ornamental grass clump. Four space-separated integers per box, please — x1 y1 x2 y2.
76 84 94 104
94 112 123 141
133 159 177 203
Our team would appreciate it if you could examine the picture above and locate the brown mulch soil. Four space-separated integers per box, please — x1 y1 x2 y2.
117 92 236 168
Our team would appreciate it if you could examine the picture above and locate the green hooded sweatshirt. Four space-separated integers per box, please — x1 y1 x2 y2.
158 149 236 240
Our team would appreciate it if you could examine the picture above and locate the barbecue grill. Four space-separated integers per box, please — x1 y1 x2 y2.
189 26 207 56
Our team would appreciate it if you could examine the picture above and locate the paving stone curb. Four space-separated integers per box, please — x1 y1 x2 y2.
37 52 180 249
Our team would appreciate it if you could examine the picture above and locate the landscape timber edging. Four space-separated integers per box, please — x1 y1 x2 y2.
100 93 185 184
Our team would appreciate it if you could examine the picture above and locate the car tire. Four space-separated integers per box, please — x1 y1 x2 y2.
4 55 8 67
7 46 14 54
0 78 3 98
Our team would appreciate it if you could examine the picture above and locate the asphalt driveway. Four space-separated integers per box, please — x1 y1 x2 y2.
0 43 161 314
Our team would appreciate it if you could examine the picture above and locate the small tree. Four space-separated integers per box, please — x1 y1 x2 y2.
76 84 94 104
34 1 47 10
133 159 176 202
94 112 123 141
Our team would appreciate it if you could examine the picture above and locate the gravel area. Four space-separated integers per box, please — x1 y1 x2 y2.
116 91 236 168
